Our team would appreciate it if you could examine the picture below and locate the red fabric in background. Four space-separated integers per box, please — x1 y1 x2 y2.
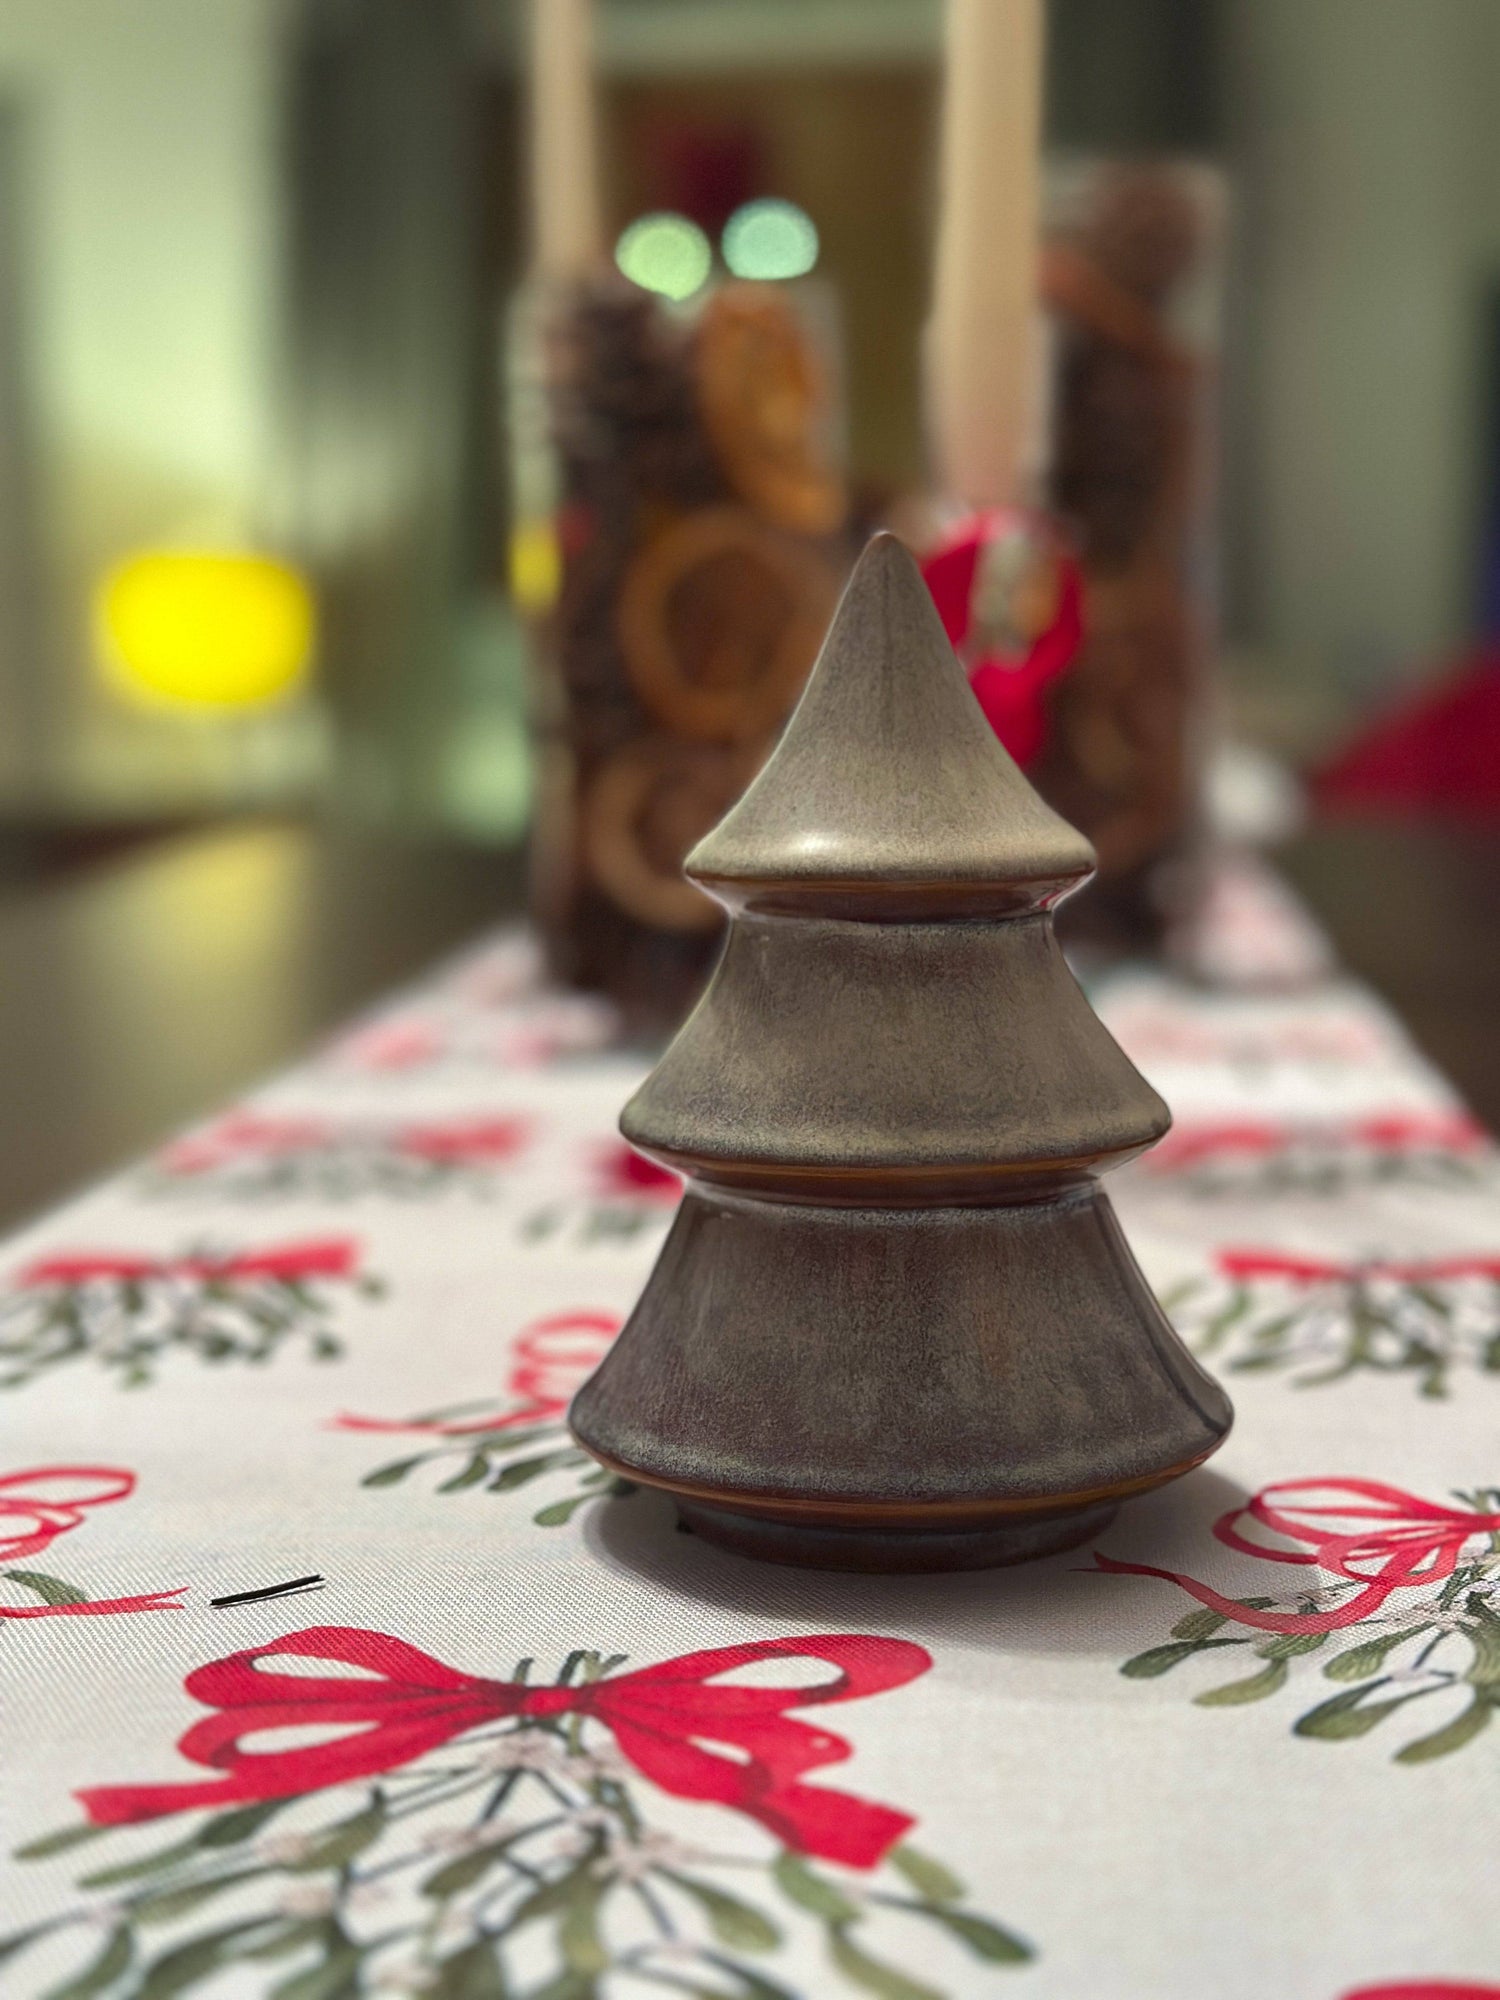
1314 652 1500 819
921 513 1083 768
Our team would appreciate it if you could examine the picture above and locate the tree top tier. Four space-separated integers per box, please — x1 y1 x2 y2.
687 532 1095 921
623 533 1167 1200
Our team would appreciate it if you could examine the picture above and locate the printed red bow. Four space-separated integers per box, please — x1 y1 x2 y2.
0 1466 135 1563
160 1115 334 1173
0 1584 187 1621
1342 1985 1500 2000
336 1018 440 1071
334 1311 620 1438
17 1239 360 1288
0 1465 186 1620
163 1116 528 1173
1217 1250 1500 1287
396 1119 530 1164
595 1141 682 1204
1096 1478 1500 1634
1150 1111 1487 1173
77 1626 930 1867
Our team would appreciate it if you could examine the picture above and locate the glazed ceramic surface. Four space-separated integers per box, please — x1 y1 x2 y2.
570 534 1231 1568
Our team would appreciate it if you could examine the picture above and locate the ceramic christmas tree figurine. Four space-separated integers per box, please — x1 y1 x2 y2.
571 533 1231 1570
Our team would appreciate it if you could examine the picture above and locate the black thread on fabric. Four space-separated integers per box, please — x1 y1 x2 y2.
209 1574 326 1607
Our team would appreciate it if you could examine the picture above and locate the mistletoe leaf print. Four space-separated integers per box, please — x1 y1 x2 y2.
0 1239 380 1390
1105 1478 1500 1762
1143 1111 1492 1198
338 1312 628 1529
1168 1251 1500 1396
7 1628 1033 1996
328 989 615 1076
520 1142 682 1249
144 1112 531 1203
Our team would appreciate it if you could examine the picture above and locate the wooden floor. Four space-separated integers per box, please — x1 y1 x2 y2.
0 816 1492 1233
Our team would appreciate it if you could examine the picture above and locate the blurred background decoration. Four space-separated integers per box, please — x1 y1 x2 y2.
97 550 314 710
511 0 858 1026
3 0 1500 896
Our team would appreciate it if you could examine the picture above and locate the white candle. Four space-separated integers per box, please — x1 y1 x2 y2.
528 0 604 279
925 0 1045 509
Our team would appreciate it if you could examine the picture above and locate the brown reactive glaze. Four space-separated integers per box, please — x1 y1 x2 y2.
570 534 1231 1571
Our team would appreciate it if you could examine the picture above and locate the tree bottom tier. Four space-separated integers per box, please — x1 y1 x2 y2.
569 1184 1231 1572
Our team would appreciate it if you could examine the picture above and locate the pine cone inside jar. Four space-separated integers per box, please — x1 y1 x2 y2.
559 281 722 511
1052 334 1183 568
1035 565 1192 881
693 285 846 536
528 274 851 1024
1082 166 1202 307
565 285 686 430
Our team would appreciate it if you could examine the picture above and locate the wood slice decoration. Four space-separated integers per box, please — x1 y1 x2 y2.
583 736 769 933
519 271 853 1030
694 285 846 537
618 508 837 744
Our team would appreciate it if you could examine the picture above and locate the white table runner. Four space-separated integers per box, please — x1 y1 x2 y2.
1 869 1496 2000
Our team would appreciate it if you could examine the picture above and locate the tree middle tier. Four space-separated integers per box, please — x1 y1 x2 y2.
622 913 1168 1200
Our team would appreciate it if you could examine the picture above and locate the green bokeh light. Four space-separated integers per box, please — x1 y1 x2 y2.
722 199 819 281
614 213 713 302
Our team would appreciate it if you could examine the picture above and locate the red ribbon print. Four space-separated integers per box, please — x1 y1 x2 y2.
162 1115 528 1173
337 1019 440 1071
396 1119 529 1164
0 1465 186 1620
1342 1986 1500 2000
160 1115 333 1173
1217 1249 1500 1287
0 1466 135 1564
1150 1110 1488 1173
1096 1479 1500 1634
76 1626 930 1867
334 1311 620 1438
595 1142 682 1203
16 1238 361 1289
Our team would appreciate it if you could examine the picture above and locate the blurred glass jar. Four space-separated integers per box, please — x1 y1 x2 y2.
1037 159 1226 948
508 271 852 1033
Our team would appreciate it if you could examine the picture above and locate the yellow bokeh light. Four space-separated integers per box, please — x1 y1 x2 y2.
509 518 563 616
97 550 315 710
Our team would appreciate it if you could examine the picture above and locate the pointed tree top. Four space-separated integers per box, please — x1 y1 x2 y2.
687 533 1094 918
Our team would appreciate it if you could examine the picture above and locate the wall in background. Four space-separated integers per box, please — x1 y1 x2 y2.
279 0 512 830
0 0 293 812
0 99 43 787
604 65 937 500
2 0 1499 826
1227 0 1500 718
